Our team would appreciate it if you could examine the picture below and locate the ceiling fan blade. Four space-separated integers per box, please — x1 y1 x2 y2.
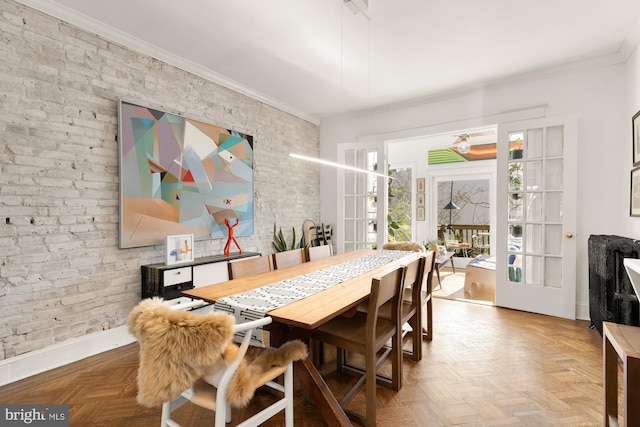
452 136 464 144
469 130 495 137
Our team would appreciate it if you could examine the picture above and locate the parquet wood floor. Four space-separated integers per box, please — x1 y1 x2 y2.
432 270 495 306
0 297 608 426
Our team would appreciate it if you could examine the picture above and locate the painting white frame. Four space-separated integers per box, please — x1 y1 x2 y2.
166 234 194 265
634 110 640 166
631 167 640 217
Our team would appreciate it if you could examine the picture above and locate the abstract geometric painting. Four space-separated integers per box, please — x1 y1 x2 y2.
118 100 254 248
428 143 497 165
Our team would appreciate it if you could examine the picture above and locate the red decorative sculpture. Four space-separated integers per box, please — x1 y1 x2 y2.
223 217 242 256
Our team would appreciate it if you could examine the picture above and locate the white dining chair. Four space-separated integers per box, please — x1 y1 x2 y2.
306 245 333 261
128 298 307 427
272 248 306 269
228 255 272 279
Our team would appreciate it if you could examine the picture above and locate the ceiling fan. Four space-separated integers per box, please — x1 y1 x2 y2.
452 130 495 154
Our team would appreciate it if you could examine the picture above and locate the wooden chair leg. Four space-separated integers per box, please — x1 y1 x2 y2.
423 298 433 341
365 347 376 427
409 312 422 361
393 329 403 391
310 339 325 366
336 347 345 374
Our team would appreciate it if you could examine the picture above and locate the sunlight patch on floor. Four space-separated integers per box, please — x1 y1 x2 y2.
432 269 495 306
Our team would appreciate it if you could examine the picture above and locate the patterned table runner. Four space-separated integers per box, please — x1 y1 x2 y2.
214 250 410 345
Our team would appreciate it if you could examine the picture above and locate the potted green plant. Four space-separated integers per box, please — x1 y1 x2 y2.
508 162 523 194
424 238 440 251
509 147 523 159
272 223 305 252
510 224 523 238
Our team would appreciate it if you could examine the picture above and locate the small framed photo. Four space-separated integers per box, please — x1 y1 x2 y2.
631 167 640 217
416 178 425 192
634 110 640 165
417 192 425 207
166 234 194 265
416 207 425 221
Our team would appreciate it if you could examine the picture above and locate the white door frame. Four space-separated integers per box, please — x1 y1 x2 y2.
495 115 577 319
336 141 387 253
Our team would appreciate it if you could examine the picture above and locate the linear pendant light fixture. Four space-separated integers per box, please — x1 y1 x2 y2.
289 153 393 179
289 3 384 180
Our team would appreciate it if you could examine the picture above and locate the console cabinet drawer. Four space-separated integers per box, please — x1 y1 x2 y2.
163 267 192 286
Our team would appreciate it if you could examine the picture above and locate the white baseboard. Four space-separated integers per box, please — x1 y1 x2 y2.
576 302 590 321
0 326 136 387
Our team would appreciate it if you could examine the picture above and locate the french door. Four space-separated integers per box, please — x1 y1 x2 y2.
337 142 387 253
496 116 577 319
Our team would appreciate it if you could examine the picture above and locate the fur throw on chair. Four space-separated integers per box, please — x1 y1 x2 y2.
382 242 426 252
128 298 307 408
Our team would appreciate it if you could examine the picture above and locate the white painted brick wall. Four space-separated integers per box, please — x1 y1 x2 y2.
0 0 321 360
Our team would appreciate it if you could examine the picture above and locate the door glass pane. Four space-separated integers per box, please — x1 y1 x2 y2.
546 126 564 157
545 192 562 222
509 196 523 221
356 196 365 217
345 220 355 241
545 257 562 288
508 231 522 250
356 220 365 242
355 149 366 168
545 224 562 255
356 173 365 194
545 159 563 190
526 128 543 158
527 192 542 222
345 150 354 166
508 259 523 282
508 162 523 191
345 196 355 218
525 255 542 285
525 224 542 253
509 133 524 159
345 172 355 194
526 160 543 190
367 213 377 244
508 249 523 282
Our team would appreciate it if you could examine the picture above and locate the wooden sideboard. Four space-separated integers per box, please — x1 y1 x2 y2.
141 252 260 300
603 321 640 426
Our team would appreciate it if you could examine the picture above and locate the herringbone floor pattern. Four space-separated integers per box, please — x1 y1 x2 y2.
0 297 610 426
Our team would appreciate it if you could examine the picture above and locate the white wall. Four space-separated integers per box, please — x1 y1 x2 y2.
0 0 320 368
627 45 640 237
320 62 631 319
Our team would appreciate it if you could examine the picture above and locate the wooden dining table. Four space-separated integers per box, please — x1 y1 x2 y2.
182 248 420 426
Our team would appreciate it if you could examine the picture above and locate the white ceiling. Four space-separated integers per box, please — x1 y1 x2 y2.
15 0 640 124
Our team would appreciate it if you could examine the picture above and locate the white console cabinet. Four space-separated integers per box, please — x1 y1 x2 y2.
141 252 260 301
